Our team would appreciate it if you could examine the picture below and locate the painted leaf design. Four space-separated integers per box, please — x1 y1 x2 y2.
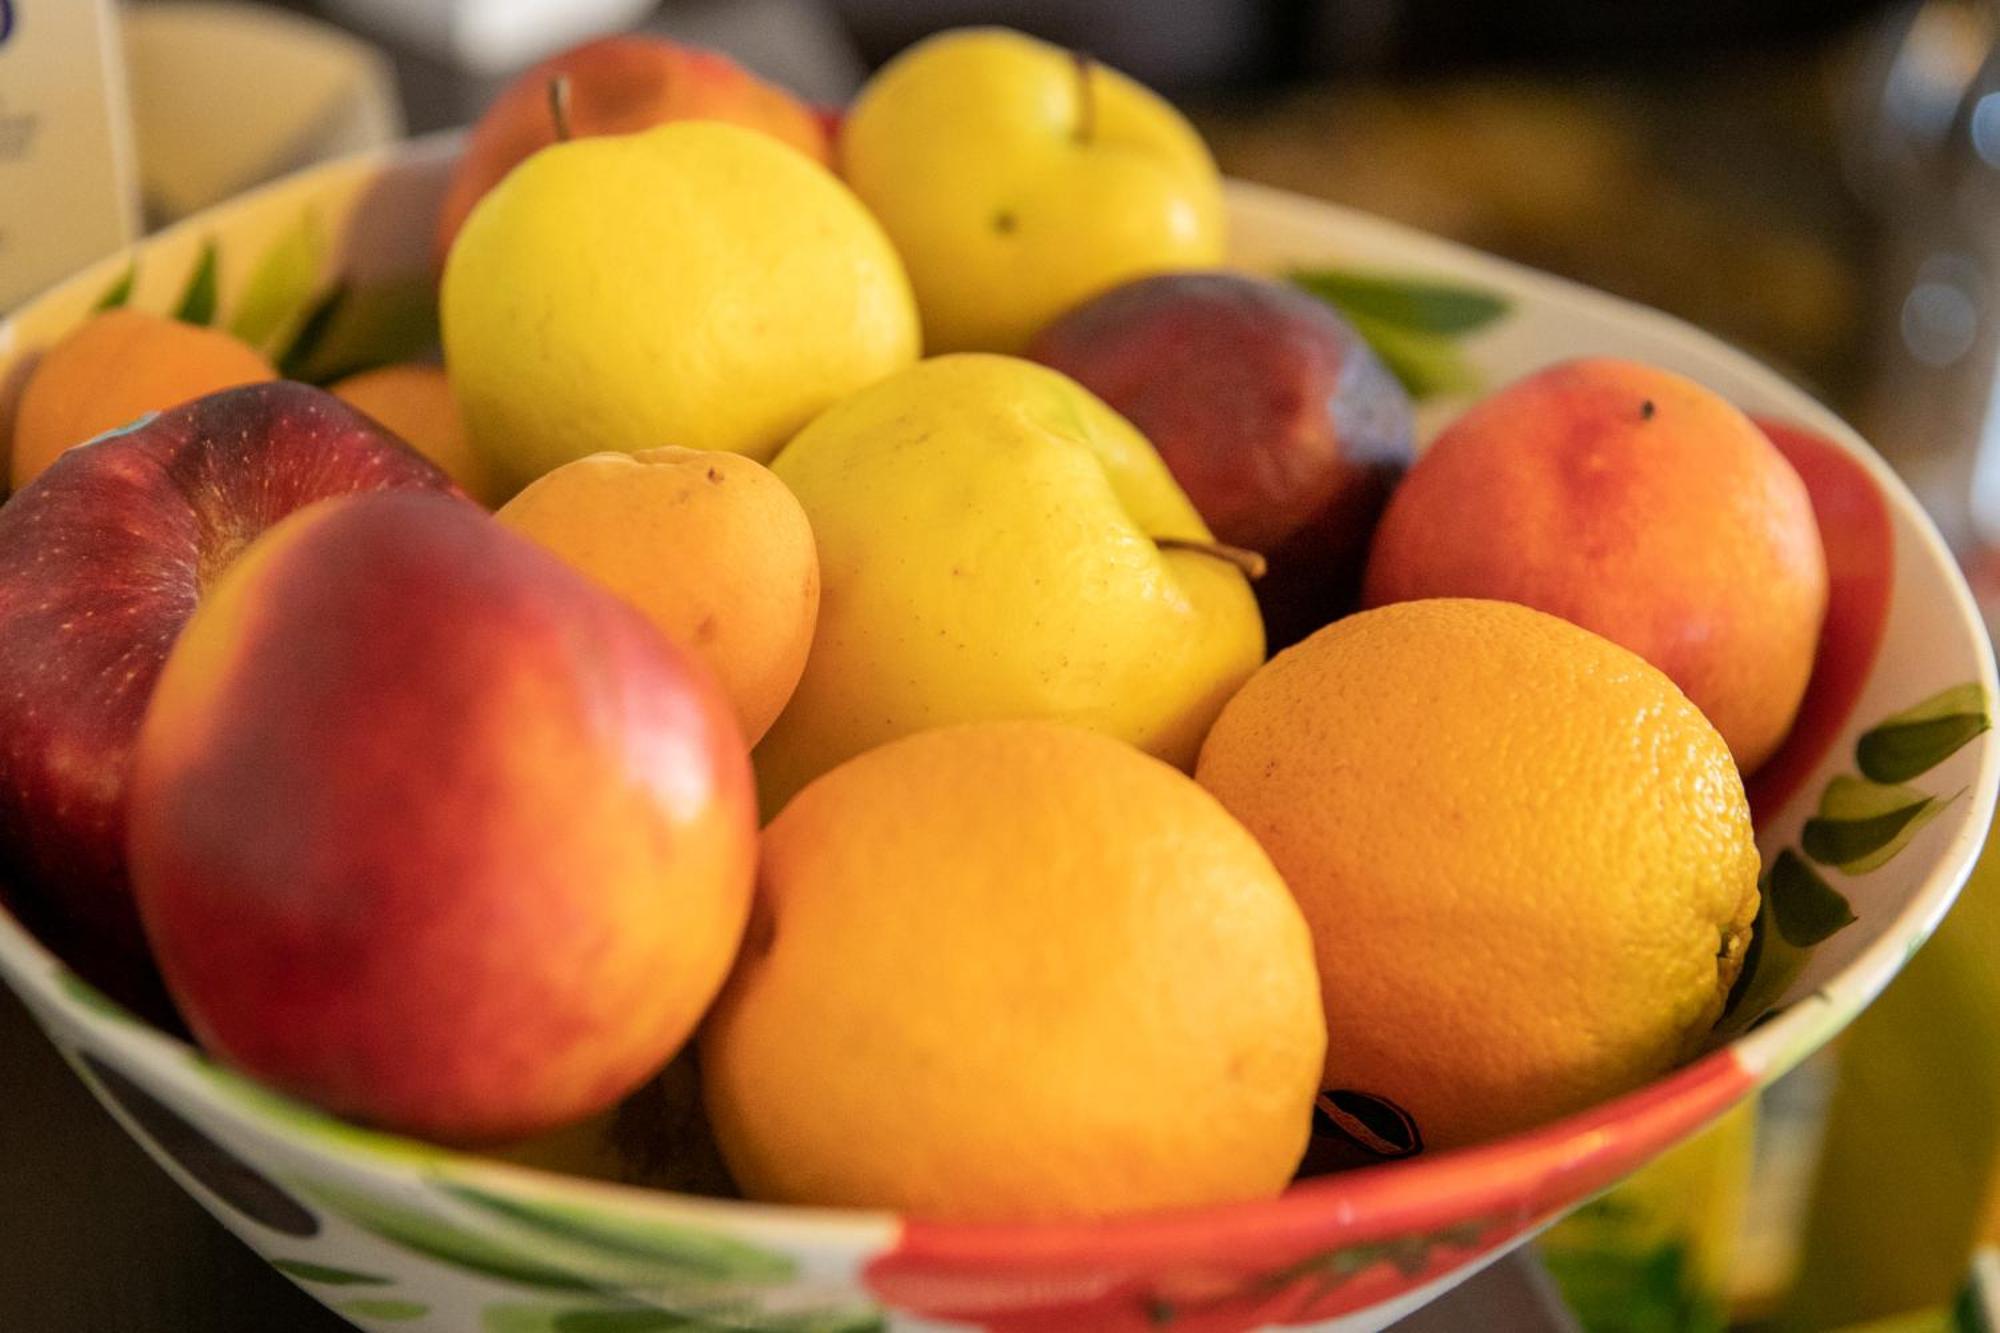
1768 848 1857 948
277 276 441 384
230 209 329 353
341 1298 430 1322
92 259 136 312
482 1304 883 1333
1802 775 1953 874
297 1179 596 1292
1288 269 1510 335
1338 309 1482 400
1716 871 1812 1037
173 240 220 325
444 1183 794 1285
1858 683 1990 783
271 1258 393 1286
275 284 348 381
58 969 135 1022
192 1054 441 1167
79 1054 320 1237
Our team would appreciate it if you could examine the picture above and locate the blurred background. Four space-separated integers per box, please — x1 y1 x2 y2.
9 2 2000 1330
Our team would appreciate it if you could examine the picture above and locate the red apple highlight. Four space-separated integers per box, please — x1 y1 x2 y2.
0 382 456 989
126 491 757 1143
1028 272 1414 648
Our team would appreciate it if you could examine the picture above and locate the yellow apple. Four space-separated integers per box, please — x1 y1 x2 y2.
840 27 1226 354
754 353 1264 814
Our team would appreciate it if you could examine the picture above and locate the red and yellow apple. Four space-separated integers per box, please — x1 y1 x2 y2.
433 35 831 265
0 383 455 990
126 491 757 1143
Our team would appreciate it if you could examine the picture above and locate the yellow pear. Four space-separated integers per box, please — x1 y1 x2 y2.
755 354 1264 814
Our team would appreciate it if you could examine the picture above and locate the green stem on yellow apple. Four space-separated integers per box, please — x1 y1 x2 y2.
547 75 575 142
1072 51 1096 144
1154 536 1268 581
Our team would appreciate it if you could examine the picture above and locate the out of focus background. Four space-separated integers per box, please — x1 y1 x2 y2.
8 2 2000 1330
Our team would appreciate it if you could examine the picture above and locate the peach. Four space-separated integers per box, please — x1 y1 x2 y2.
496 448 818 745
1363 357 1828 774
10 308 274 490
434 35 831 265
127 491 757 1143
332 363 501 507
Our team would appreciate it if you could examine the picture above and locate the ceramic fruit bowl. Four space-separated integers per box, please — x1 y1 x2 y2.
0 137 1994 1333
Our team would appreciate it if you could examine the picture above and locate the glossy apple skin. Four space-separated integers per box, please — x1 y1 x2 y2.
1028 272 1414 649
0 383 455 995
434 35 831 265
127 492 757 1144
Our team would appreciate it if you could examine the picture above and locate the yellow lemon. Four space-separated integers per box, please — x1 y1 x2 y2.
442 121 918 496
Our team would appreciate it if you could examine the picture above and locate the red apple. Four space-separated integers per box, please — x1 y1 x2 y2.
126 491 757 1143
434 35 832 266
1027 272 1414 648
0 382 456 994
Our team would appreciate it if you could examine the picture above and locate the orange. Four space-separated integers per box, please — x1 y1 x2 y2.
1362 357 1827 775
1195 598 1761 1152
331 363 500 507
10 308 273 490
496 447 819 744
701 720 1326 1221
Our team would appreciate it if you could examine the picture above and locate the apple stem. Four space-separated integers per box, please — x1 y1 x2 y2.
1155 536 1268 581
547 75 575 142
1072 51 1096 144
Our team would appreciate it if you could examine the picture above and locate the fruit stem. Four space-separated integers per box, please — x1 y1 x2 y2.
1155 536 1268 580
548 75 575 142
1072 51 1096 144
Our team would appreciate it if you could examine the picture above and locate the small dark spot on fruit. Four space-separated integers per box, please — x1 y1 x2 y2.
706 467 725 484
993 210 1018 235
1640 399 1657 421
695 613 719 643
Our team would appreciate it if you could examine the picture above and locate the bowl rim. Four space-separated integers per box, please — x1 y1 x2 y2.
0 141 1993 1270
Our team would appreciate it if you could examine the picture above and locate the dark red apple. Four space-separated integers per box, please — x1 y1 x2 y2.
1027 272 1414 649
0 382 457 992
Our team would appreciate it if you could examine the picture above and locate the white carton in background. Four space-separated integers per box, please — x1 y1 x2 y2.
0 0 141 311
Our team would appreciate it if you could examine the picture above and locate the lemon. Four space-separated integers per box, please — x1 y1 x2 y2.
441 121 919 495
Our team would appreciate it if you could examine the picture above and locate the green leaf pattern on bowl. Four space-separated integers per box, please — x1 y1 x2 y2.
1289 267 1510 400
340 1297 431 1322
297 1177 600 1293
229 208 329 354
1858 683 1993 784
271 1256 394 1286
482 1302 886 1332
443 1184 794 1284
172 239 220 326
1726 683 1988 1031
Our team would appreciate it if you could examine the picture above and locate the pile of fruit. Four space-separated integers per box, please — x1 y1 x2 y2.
0 28 1827 1224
